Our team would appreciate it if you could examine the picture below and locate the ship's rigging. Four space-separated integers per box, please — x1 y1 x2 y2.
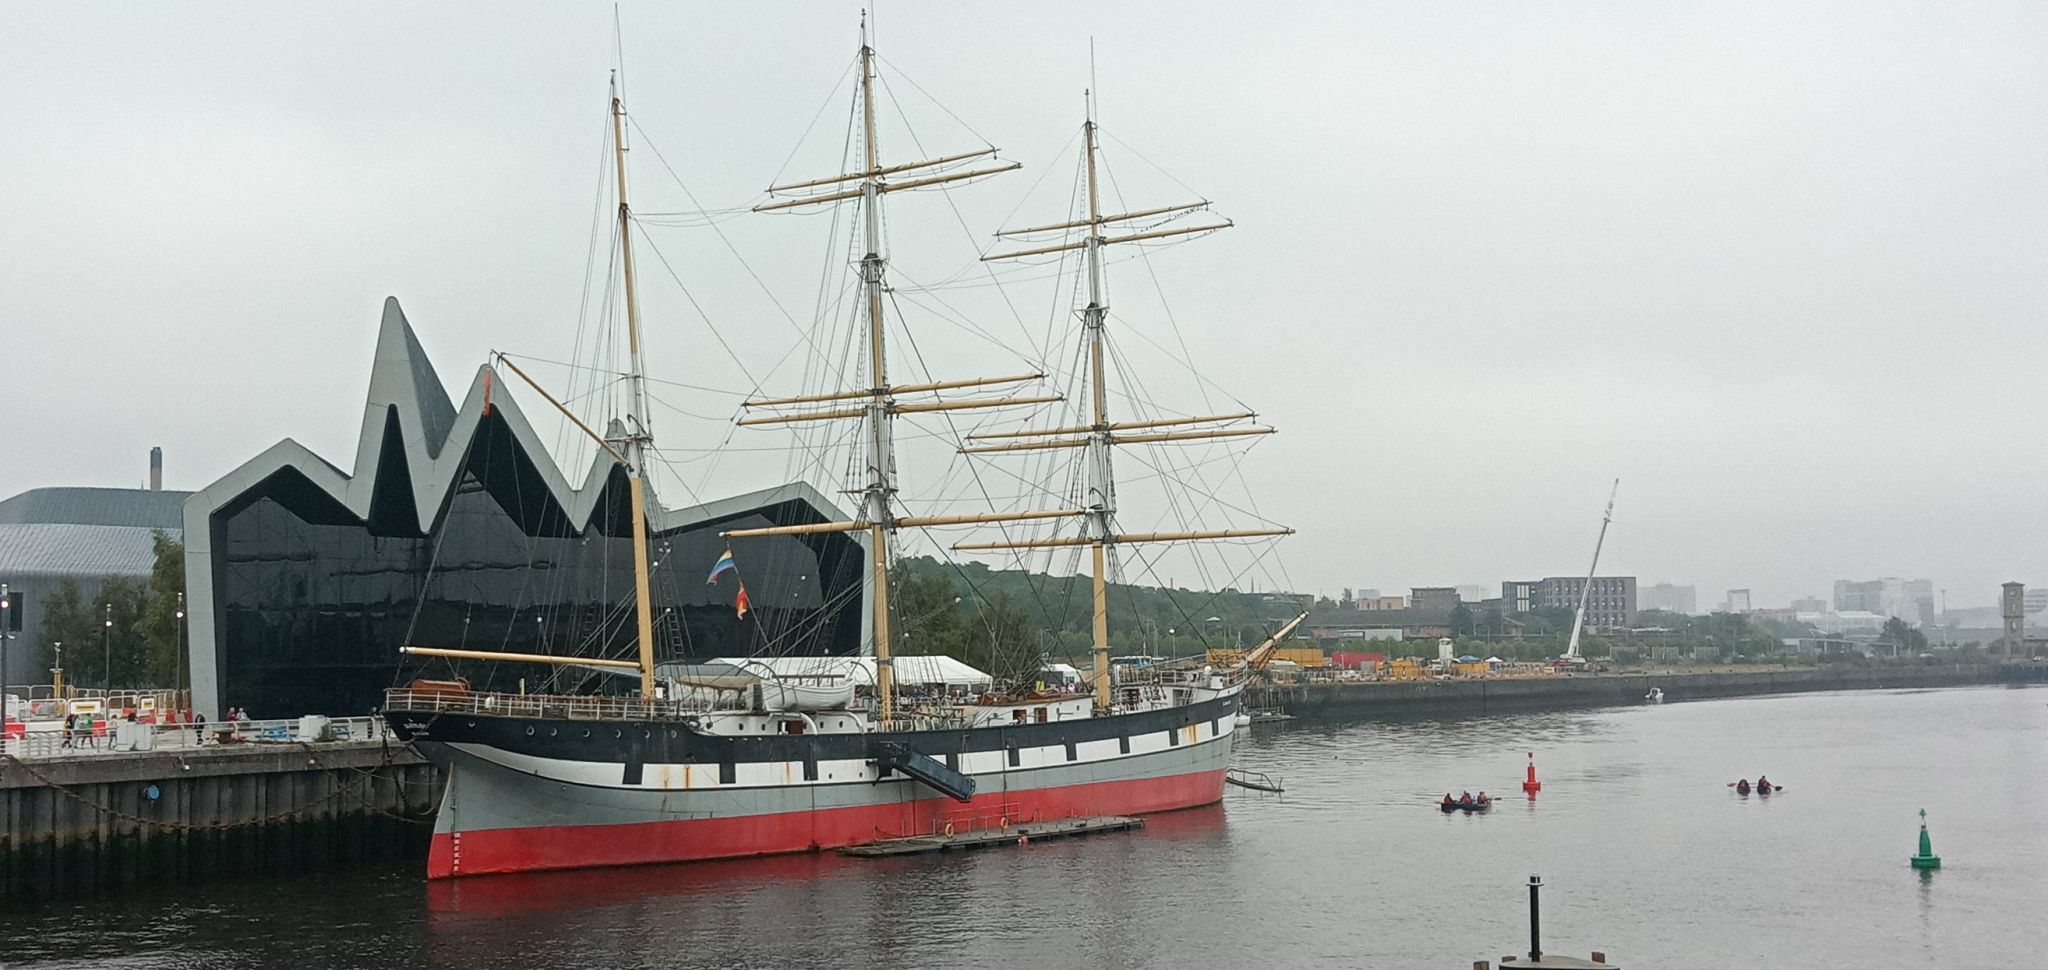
398 23 1299 711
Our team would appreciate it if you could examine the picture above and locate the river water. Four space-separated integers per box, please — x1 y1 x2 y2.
3 685 2043 969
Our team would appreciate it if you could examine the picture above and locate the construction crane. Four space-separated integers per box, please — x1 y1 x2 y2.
1563 479 1621 664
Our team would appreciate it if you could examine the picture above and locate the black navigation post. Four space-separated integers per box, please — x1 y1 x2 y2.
1528 874 1543 963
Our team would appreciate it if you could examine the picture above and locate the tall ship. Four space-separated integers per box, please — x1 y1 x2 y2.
384 24 1298 879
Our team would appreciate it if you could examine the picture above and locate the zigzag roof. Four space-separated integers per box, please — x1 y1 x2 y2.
184 296 845 539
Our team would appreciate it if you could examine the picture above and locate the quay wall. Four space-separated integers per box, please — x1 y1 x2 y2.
1248 662 2048 721
1 740 437 899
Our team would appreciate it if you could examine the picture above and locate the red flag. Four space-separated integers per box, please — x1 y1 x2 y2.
735 583 751 620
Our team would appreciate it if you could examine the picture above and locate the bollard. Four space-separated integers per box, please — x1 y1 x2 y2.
1528 874 1543 962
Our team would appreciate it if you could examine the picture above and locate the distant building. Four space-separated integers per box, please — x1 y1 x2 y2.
0 475 190 680
1316 627 1404 642
1455 584 1491 605
1501 576 1637 629
1789 596 1828 613
1725 589 1753 614
1786 635 1878 656
1354 595 1406 611
1409 587 1461 613
1794 610 1889 635
1834 577 1935 627
1311 605 1452 642
1639 583 1697 615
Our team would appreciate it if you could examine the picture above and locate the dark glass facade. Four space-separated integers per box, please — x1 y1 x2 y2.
209 410 861 717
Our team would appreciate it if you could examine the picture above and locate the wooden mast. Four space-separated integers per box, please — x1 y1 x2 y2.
1080 101 1118 712
611 83 661 700
853 21 902 724
974 88 1293 705
740 19 1035 724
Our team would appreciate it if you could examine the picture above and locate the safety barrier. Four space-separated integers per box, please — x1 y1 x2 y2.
0 716 387 760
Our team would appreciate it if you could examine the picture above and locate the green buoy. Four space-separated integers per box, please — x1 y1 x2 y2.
1910 809 1942 870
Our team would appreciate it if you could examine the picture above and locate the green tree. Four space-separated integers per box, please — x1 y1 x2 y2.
895 568 964 658
135 531 187 687
1878 616 1929 655
41 576 150 690
35 578 91 682
1450 603 1474 637
962 591 1040 677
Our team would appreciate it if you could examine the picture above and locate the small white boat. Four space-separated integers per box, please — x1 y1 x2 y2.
754 680 857 712
1233 711 1253 728
1645 687 1664 703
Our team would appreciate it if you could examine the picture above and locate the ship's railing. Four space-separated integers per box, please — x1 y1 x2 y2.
928 800 1031 835
383 688 729 723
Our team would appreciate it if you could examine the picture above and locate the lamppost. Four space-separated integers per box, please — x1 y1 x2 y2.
103 601 113 692
175 591 187 714
51 641 63 697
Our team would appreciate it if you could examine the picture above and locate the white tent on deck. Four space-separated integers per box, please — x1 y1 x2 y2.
712 655 993 690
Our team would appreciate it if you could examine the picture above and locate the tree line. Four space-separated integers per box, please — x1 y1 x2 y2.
31 531 187 691
890 556 1305 682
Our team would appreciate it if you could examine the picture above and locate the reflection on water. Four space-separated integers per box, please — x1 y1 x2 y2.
2 687 2043 969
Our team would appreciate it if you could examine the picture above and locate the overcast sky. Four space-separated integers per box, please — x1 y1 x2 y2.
4 2 2044 610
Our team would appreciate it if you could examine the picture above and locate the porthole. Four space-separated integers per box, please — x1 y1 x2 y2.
549 728 558 737
614 729 622 739
525 727 535 736
582 729 591 738
668 730 676 738
642 731 650 739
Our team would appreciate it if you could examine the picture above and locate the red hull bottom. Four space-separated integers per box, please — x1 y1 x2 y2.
430 768 1228 878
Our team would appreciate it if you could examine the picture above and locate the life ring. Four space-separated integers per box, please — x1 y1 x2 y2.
942 821 955 838
998 815 1009 830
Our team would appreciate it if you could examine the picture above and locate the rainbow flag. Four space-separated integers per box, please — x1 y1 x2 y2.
734 583 751 620
705 549 737 585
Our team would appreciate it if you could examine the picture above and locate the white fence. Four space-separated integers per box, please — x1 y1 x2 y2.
1 716 389 760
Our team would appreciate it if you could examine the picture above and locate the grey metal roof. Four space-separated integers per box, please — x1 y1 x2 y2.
0 523 165 579
0 487 192 530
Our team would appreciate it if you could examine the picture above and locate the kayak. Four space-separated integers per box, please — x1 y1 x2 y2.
1439 800 1494 813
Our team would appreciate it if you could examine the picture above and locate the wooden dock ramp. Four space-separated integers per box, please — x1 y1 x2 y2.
840 815 1144 858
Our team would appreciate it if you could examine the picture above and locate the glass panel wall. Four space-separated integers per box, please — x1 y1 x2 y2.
209 413 861 717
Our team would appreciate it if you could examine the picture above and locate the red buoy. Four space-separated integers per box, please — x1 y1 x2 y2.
1522 752 1542 794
